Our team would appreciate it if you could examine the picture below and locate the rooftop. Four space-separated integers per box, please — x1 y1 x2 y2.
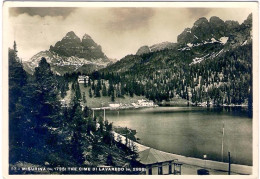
138 148 176 165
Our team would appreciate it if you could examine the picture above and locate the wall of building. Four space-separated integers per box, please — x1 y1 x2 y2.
162 163 169 174
152 166 158 175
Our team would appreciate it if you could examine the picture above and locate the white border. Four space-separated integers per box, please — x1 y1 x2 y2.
2 2 259 179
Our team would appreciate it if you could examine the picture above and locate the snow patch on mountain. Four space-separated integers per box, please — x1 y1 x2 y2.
190 49 224 65
211 38 217 43
187 43 193 47
220 37 229 44
178 47 191 51
24 50 111 75
180 37 229 51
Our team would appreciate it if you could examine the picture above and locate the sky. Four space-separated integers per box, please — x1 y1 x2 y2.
8 7 252 61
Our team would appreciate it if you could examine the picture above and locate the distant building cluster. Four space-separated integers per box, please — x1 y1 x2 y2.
78 75 89 84
137 99 154 107
108 99 155 109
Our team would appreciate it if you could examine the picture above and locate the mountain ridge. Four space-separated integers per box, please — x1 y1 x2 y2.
23 31 112 75
104 14 252 73
98 14 252 108
136 42 177 55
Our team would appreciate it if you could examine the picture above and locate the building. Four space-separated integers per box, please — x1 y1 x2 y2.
109 103 120 108
138 148 182 175
78 75 89 84
137 99 154 107
60 99 67 108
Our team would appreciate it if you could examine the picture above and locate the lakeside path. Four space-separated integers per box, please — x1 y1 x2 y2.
113 132 252 175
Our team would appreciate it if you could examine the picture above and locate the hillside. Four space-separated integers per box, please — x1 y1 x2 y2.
100 14 252 110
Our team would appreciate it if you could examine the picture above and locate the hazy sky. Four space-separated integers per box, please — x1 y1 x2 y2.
8 7 252 61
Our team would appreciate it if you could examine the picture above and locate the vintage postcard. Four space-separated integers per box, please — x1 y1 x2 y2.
2 1 259 178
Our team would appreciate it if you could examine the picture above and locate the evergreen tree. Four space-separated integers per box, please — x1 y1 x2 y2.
111 90 115 102
102 83 107 96
84 78 87 88
69 104 86 165
94 85 101 97
97 79 102 91
91 80 95 90
33 58 61 149
108 80 114 96
89 88 93 98
9 46 28 163
82 92 86 103
73 81 81 100
88 78 91 86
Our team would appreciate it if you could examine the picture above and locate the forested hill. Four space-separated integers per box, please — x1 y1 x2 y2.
99 14 252 110
9 44 140 173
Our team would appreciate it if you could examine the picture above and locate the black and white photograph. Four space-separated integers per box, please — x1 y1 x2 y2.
2 1 258 177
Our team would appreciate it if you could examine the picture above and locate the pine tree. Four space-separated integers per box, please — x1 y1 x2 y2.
9 46 28 163
102 83 107 96
111 90 115 102
88 78 91 86
84 78 87 88
97 79 102 91
89 88 93 98
94 85 101 97
33 57 61 134
74 81 81 100
82 92 86 103
91 80 95 90
108 80 114 97
70 104 86 165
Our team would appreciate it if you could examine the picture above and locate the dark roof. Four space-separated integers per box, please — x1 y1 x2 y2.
138 148 176 165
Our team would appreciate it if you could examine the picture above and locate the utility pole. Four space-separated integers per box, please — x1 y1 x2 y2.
222 122 225 162
228 152 231 175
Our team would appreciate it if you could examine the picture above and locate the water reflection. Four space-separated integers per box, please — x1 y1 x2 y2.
103 107 252 166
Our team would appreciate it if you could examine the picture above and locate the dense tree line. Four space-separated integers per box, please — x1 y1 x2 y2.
9 43 139 173
89 43 252 116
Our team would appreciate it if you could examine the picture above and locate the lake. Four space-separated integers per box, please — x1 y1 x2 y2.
104 107 252 166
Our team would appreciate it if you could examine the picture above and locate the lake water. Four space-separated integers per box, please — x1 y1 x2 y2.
104 107 252 166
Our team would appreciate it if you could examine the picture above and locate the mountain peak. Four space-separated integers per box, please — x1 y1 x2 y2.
242 13 252 27
63 31 80 40
194 17 208 27
209 16 224 24
136 46 150 55
82 34 92 40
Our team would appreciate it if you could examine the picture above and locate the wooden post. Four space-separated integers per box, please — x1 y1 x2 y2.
222 122 225 162
228 152 231 175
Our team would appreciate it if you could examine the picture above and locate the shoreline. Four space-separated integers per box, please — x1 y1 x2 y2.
91 105 158 111
113 132 252 175
91 104 248 111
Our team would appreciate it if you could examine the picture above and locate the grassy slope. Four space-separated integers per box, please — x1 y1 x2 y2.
79 84 148 108
63 83 150 108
